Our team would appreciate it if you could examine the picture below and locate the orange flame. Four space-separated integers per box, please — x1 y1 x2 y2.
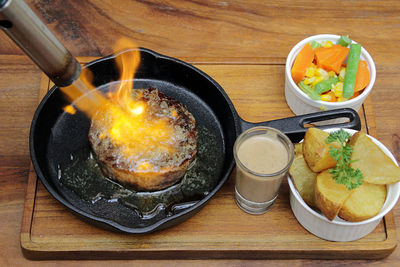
110 39 141 113
61 67 107 117
63 105 76 115
60 38 175 173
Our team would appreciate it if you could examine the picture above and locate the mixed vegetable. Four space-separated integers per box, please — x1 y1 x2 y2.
291 35 370 102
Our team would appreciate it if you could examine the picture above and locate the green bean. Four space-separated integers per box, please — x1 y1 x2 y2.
343 44 361 99
315 77 340 94
298 81 321 100
337 35 352 47
310 41 321 49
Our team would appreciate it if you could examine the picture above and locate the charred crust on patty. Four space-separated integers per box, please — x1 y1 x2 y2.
89 87 197 191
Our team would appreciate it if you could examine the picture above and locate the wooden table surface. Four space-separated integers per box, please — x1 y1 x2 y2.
1 0 399 265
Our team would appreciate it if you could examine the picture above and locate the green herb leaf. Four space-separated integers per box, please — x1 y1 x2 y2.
326 128 351 145
325 129 364 190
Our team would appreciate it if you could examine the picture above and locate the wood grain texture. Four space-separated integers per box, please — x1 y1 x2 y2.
0 0 399 265
3 2 399 53
19 63 395 260
1 1 399 64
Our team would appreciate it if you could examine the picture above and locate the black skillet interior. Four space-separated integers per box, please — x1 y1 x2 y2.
30 48 241 233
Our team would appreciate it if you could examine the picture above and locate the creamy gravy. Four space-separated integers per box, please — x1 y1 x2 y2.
235 133 289 203
237 134 288 174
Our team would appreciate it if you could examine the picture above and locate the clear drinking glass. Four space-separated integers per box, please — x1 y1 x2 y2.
233 126 294 214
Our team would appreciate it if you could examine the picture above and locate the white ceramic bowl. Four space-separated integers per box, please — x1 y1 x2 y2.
285 34 376 116
288 128 400 242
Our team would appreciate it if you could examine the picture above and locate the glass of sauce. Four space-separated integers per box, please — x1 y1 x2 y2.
233 126 294 214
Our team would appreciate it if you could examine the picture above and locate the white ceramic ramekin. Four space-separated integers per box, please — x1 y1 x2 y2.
285 34 376 115
288 128 400 242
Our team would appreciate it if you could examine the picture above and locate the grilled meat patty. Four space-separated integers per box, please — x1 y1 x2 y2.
89 88 197 191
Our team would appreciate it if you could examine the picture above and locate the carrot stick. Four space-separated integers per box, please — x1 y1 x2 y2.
350 91 360 99
315 45 349 74
354 60 370 92
328 91 337 102
291 43 314 84
314 47 333 63
321 91 337 102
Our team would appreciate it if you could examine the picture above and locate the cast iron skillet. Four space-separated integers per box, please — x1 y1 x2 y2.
30 48 361 233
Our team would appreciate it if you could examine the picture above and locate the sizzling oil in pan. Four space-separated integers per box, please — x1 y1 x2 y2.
57 125 220 214
47 80 225 227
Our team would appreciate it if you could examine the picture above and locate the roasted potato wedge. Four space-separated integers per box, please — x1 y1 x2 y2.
303 128 341 172
289 153 318 208
349 132 400 184
294 143 303 156
315 169 353 221
339 182 387 222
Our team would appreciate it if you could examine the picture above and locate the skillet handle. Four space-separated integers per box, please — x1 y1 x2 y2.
240 108 361 143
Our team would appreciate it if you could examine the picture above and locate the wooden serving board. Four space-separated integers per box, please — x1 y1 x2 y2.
21 57 397 260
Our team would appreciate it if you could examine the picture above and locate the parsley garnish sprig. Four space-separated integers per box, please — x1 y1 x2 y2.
326 129 364 190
